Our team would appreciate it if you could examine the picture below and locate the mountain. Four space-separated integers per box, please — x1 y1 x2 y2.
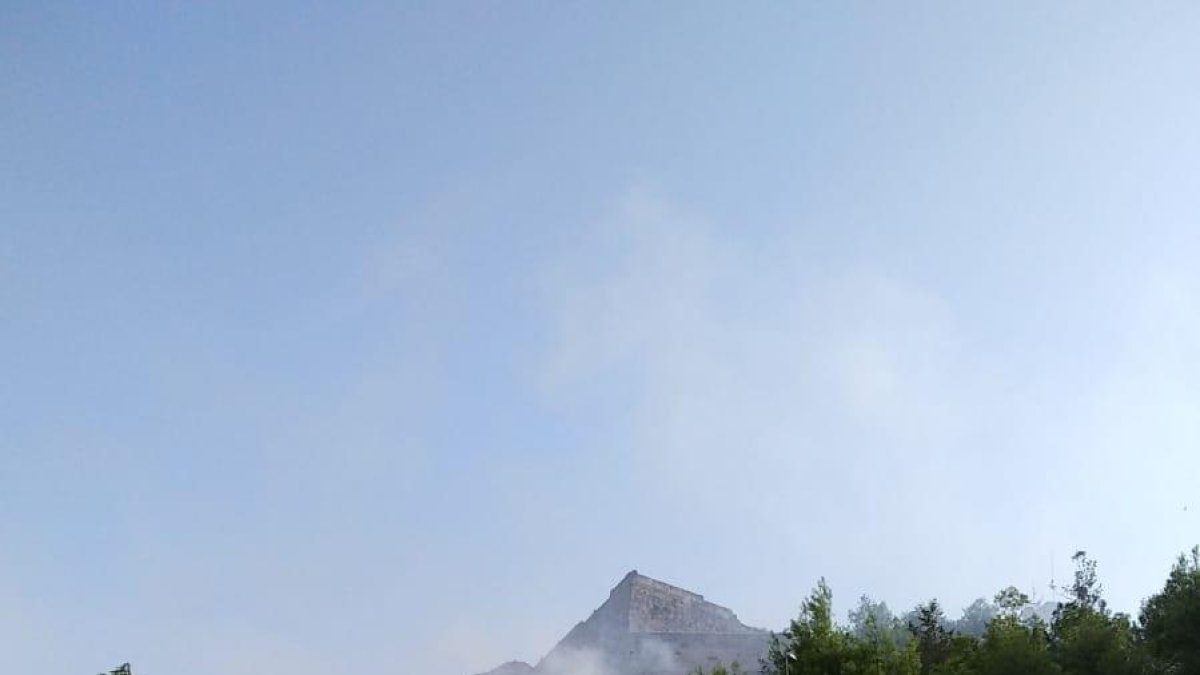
477 662 536 675
478 571 770 675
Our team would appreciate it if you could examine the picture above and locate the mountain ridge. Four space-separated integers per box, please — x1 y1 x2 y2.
477 571 769 675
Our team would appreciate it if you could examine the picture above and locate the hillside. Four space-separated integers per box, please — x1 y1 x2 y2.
478 571 768 675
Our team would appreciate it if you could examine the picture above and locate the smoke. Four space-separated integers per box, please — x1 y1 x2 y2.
536 637 681 675
637 638 684 673
539 646 613 675
538 186 977 615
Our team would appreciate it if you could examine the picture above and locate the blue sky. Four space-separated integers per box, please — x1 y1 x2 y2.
4 3 1200 674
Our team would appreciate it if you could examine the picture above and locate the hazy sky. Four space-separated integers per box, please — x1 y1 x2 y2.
5 3 1200 675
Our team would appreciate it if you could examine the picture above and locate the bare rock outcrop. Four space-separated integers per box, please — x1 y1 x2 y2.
479 571 769 675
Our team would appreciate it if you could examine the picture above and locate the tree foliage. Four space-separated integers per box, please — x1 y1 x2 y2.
1138 546 1200 674
766 579 918 675
972 612 1058 675
909 600 954 674
955 599 997 638
1049 552 1143 675
757 547 1199 675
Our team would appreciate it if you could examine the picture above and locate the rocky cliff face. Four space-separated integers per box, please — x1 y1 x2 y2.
477 571 770 675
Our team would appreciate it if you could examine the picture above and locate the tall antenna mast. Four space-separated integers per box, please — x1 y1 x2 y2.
1049 550 1057 600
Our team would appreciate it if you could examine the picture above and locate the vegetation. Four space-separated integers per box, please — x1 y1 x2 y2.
106 548 1200 675
1138 548 1200 674
705 548 1200 675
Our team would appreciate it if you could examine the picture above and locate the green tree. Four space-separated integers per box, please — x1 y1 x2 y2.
767 579 852 675
767 580 918 675
932 635 981 675
1050 552 1145 675
756 547 1200 675
851 596 905 644
994 587 1031 619
1139 546 1200 674
956 599 998 638
973 611 1059 675
1067 551 1105 612
852 607 921 675
908 600 955 674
